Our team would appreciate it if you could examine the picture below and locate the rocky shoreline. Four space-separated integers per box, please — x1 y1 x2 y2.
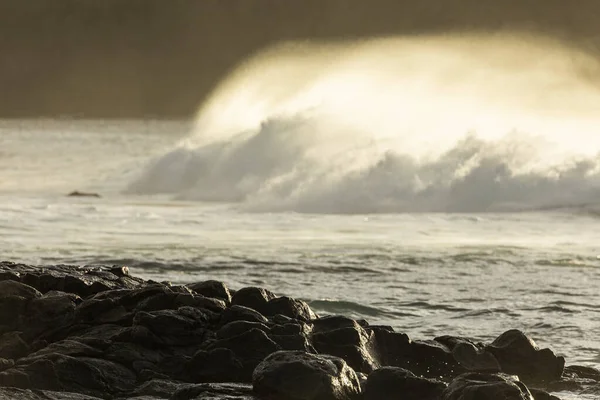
0 261 598 399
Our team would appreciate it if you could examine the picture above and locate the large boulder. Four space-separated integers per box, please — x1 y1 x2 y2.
253 351 361 400
362 367 446 400
442 372 534 400
486 330 565 383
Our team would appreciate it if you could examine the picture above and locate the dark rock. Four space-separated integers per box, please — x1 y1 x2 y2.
0 358 14 372
312 315 362 333
20 292 78 340
371 327 465 378
217 321 271 340
172 382 256 400
271 333 316 353
67 191 101 198
253 350 361 400
0 280 42 299
221 305 269 326
442 372 533 400
230 287 275 313
206 328 280 381
363 367 447 400
187 280 232 304
187 348 244 383
312 325 378 374
0 387 103 399
263 296 317 321
132 309 209 346
436 335 501 372
486 330 565 383
0 295 28 333
529 388 561 400
0 332 30 359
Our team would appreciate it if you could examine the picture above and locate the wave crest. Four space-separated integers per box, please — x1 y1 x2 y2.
127 33 600 213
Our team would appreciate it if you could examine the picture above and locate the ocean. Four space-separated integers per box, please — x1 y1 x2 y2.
2 33 600 399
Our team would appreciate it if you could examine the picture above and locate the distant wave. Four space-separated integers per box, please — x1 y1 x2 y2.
127 33 600 214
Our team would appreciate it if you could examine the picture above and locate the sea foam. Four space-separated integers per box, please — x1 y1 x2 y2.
128 33 600 213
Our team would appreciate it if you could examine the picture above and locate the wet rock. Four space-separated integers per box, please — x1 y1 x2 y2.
372 327 465 378
529 388 562 400
217 321 271 340
221 305 269 326
253 350 361 400
67 191 101 198
206 328 280 380
363 367 447 400
187 280 232 304
133 309 208 345
486 330 565 383
436 335 501 372
312 322 378 374
230 287 276 313
263 296 317 321
442 372 534 400
172 382 256 400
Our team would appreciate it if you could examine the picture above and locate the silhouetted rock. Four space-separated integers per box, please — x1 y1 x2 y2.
362 367 446 400
442 372 534 400
486 329 565 383
187 280 233 305
67 191 101 198
0 262 590 399
436 335 501 372
253 351 361 400
230 287 276 313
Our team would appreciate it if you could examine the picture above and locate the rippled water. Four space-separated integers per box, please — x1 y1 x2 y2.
1 121 600 399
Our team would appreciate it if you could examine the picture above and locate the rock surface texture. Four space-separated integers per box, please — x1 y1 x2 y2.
0 261 596 399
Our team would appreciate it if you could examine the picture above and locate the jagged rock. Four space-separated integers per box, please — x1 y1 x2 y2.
132 309 209 346
436 336 501 372
362 367 447 400
0 359 14 372
206 328 280 380
371 327 465 378
0 387 103 399
0 280 42 299
0 295 28 333
312 322 378 374
442 372 534 400
0 332 29 360
187 280 232 304
253 350 361 400
186 348 244 383
486 330 565 383
262 296 317 321
220 305 269 326
19 292 79 341
230 287 276 313
217 321 271 340
529 388 562 400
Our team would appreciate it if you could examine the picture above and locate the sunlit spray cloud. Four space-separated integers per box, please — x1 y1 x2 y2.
129 32 600 213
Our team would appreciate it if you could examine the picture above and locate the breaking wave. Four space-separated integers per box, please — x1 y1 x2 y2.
128 33 600 213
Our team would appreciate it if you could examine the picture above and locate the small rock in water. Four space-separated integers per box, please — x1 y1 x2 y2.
67 191 101 198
